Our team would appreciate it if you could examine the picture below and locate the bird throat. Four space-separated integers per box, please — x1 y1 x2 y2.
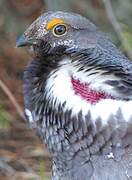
71 77 113 104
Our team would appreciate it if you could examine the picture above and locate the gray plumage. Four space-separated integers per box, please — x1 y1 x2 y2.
16 11 132 180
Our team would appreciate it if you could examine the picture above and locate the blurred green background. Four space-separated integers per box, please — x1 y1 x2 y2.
0 0 131 179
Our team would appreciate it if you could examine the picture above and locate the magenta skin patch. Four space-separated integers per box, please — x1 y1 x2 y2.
71 77 114 104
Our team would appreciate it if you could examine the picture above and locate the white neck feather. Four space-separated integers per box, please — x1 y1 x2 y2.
45 58 132 127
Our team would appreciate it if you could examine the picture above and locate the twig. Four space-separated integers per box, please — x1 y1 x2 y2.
0 159 15 174
102 0 132 59
0 79 25 120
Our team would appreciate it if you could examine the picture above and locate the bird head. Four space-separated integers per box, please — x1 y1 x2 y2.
16 11 97 57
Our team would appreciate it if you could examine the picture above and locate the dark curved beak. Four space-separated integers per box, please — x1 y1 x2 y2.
16 34 28 47
16 34 38 47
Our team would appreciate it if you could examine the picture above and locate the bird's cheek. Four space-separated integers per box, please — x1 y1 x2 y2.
28 40 51 57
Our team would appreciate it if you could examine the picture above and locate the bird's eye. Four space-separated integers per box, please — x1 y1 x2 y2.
53 24 67 36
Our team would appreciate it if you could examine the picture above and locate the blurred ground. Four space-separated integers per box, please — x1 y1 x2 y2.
0 0 131 179
0 119 51 180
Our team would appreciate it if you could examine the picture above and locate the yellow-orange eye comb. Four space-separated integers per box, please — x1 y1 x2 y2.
46 18 65 30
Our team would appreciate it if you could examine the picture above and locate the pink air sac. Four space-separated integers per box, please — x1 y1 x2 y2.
71 77 114 104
